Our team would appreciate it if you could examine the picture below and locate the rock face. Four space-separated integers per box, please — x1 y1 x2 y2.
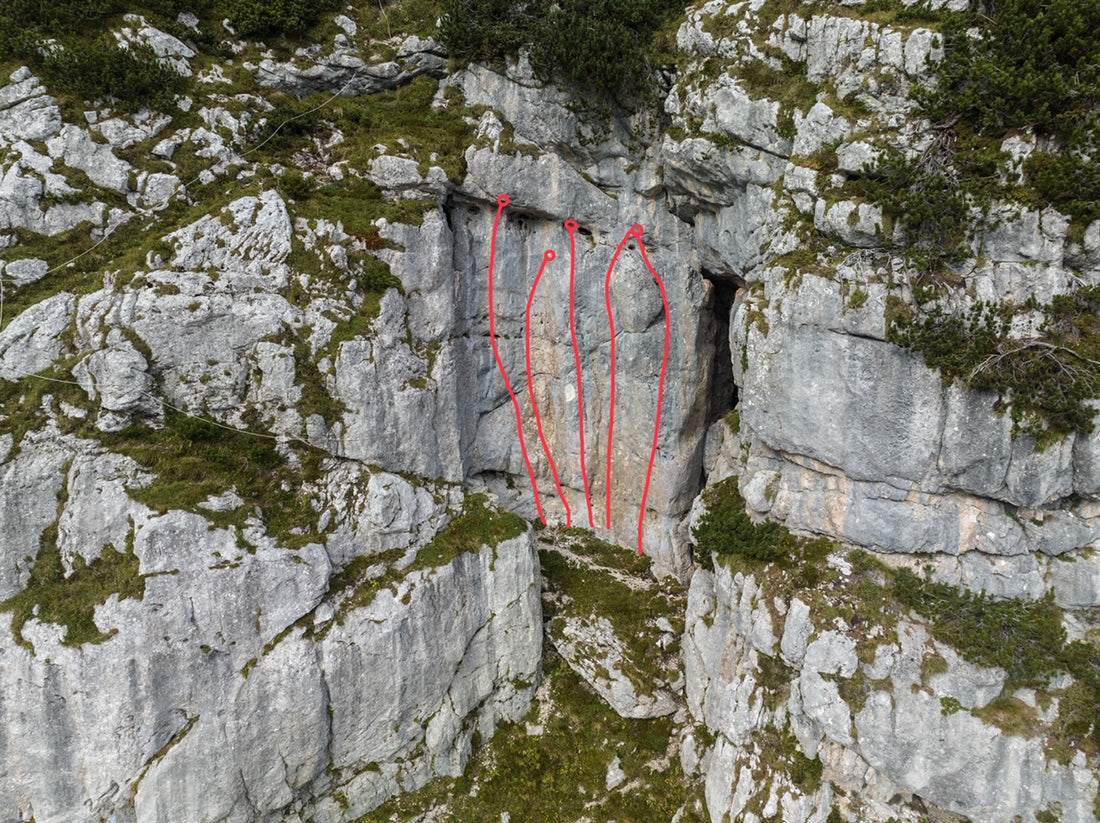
682 561 1099 823
0 438 540 823
454 62 714 578
734 270 1100 584
2 0 1100 821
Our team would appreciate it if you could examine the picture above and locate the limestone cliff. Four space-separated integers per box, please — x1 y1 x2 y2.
0 0 1098 821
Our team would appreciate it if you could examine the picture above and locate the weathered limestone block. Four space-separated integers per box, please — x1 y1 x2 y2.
0 429 79 599
683 557 1100 823
56 450 154 569
297 533 541 821
0 292 75 381
0 508 540 823
0 67 63 144
47 124 133 194
550 614 678 719
255 36 446 98
166 190 293 280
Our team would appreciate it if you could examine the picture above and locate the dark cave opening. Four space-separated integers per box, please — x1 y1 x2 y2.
703 271 744 426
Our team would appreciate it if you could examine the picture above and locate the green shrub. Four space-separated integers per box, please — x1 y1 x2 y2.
855 129 1011 272
918 0 1100 145
0 0 129 50
1054 640 1100 755
893 567 1100 752
0 1 200 108
224 0 339 37
528 0 683 101
439 0 547 65
892 568 1066 687
855 0 1100 273
1023 152 1100 226
41 39 186 110
888 288 1100 445
692 476 792 567
440 0 683 102
279 169 315 201
250 97 323 153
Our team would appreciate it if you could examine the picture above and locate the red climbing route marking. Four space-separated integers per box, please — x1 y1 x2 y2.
602 224 641 531
634 230 671 555
486 196 670 554
565 219 596 528
526 249 573 527
488 194 546 524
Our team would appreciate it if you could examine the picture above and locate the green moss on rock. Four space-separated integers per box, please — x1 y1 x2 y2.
1 518 144 648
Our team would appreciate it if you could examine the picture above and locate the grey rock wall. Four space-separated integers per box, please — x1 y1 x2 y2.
2 0 1100 820
682 561 1099 823
0 437 540 822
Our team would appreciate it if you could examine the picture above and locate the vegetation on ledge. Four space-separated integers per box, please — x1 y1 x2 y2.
856 0 1100 271
691 478 1100 758
887 288 1100 446
410 493 527 570
440 0 684 103
1 518 145 649
0 0 342 110
893 565 1100 757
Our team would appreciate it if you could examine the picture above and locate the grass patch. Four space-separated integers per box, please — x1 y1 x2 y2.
319 495 523 629
410 493 527 571
0 511 144 648
288 335 348 428
250 74 476 184
757 651 796 711
0 362 92 451
324 547 408 624
971 695 1040 737
758 725 823 793
98 408 325 549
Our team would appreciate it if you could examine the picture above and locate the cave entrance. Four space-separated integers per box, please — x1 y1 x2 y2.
703 271 744 425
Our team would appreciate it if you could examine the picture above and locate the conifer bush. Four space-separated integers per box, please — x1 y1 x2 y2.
440 0 683 101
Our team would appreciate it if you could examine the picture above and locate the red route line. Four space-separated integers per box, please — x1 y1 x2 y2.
602 225 640 531
526 248 573 527
488 195 671 554
633 232 672 555
565 219 596 528
487 194 546 524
